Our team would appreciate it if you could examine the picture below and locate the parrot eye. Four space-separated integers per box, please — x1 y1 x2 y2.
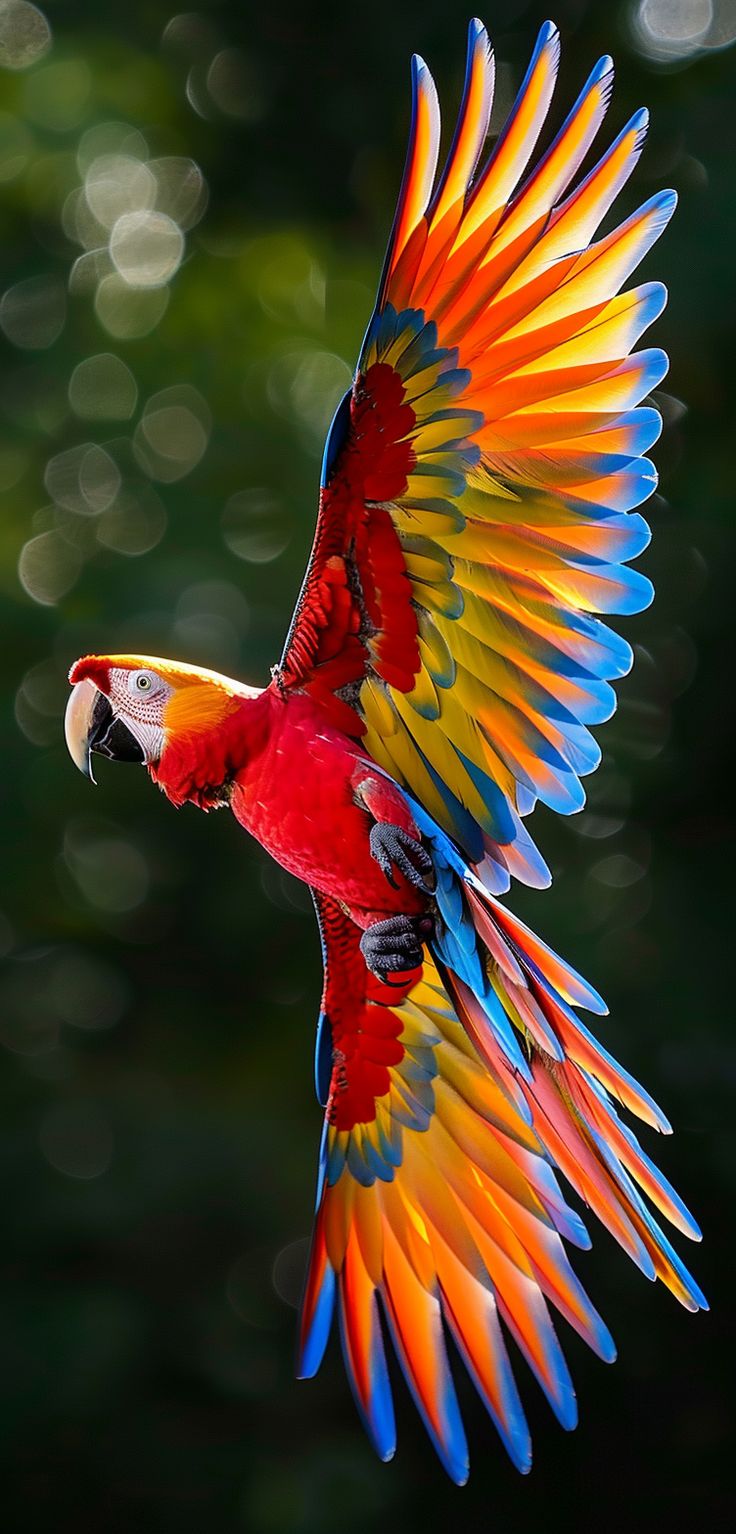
129 670 157 697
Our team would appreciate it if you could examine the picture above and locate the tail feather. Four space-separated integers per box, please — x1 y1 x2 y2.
298 1209 335 1379
432 831 706 1311
461 1204 578 1432
435 1236 533 1472
300 827 703 1481
485 891 608 1014
381 1213 470 1484
338 1238 396 1462
579 1077 701 1241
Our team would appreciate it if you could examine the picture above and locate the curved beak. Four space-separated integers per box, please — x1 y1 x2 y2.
64 679 145 784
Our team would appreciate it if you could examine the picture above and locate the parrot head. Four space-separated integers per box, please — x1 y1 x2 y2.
65 654 262 806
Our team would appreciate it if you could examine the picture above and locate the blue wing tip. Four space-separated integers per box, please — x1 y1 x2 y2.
362 1388 398 1464
591 53 615 84
297 1266 336 1379
448 1458 470 1487
601 1332 618 1365
640 188 677 227
502 1414 534 1473
682 1266 709 1311
539 19 560 44
637 573 655 613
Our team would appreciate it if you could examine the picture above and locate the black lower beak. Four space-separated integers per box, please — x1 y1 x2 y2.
88 691 145 764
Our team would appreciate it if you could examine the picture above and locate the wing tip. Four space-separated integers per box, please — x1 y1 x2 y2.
411 52 436 94
640 186 678 234
468 16 494 78
555 1390 579 1433
514 1446 534 1476
539 18 560 47
674 1264 709 1313
594 52 615 80
599 1329 618 1365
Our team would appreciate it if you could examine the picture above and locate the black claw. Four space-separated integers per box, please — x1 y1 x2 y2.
369 823 435 895
360 913 435 982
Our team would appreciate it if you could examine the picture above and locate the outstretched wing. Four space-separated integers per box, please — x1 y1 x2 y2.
301 888 703 1482
279 19 673 893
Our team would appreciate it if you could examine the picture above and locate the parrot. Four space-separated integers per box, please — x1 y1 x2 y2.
63 18 705 1484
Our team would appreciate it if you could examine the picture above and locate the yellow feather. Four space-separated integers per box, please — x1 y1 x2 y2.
360 675 399 739
406 665 440 720
391 688 510 832
435 1046 541 1151
362 714 457 835
410 412 483 453
352 1182 384 1285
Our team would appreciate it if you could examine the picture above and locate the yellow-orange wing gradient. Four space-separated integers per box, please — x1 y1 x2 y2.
279 18 674 893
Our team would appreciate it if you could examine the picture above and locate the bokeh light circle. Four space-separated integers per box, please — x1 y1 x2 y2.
632 0 716 60
39 1101 113 1180
94 272 169 339
0 273 65 349
18 529 81 604
0 1 51 72
84 152 156 230
68 352 137 419
109 209 184 288
45 441 121 515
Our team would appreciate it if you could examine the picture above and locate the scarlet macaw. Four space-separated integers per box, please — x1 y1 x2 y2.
63 19 705 1482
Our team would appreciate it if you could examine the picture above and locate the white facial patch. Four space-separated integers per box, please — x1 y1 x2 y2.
108 665 173 764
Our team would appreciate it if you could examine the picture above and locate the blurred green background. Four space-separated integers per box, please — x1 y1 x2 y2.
1 0 733 1529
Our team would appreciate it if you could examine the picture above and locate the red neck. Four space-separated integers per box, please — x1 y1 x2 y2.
150 687 272 809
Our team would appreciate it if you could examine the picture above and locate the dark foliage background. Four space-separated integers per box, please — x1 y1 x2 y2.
1 1 733 1529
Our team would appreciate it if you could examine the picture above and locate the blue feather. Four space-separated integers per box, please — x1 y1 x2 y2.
338 1296 396 1462
314 1009 332 1107
297 1261 336 1380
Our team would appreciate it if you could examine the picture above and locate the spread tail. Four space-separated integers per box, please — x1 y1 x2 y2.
297 814 704 1483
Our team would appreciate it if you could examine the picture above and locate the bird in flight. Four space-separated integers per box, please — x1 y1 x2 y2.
64 18 705 1483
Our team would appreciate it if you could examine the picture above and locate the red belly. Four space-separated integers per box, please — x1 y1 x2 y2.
229 691 425 925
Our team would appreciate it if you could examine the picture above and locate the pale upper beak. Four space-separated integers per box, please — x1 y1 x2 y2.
64 679 145 783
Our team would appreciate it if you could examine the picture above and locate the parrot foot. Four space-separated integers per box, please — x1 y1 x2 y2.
360 913 434 982
369 822 434 894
